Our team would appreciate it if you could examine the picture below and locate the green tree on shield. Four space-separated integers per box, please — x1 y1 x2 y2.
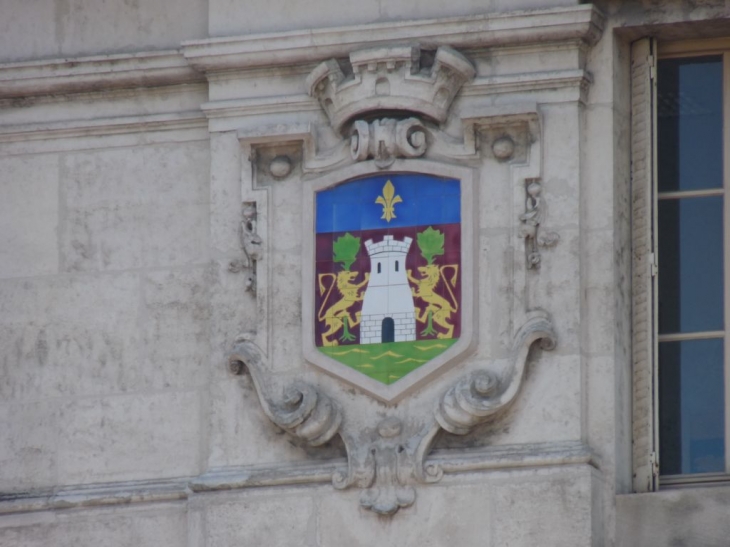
332 233 361 342
417 226 445 265
333 233 360 271
416 227 445 337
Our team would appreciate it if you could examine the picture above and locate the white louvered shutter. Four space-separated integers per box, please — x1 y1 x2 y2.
631 37 659 493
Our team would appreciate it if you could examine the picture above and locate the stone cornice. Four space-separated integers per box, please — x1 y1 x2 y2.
198 69 590 127
0 7 602 100
182 5 604 74
0 441 596 515
464 69 592 97
0 50 204 100
0 111 207 143
200 95 319 119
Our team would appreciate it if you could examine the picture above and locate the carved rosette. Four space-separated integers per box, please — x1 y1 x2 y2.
228 312 556 515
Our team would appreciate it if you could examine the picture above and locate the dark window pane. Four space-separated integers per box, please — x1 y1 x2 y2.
658 196 724 334
659 338 725 475
658 56 723 192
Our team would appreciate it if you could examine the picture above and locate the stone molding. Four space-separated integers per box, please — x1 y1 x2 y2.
0 8 601 112
198 69 590 128
0 111 207 143
464 69 592 98
201 95 319 120
182 5 603 73
0 50 203 100
0 441 595 516
235 103 542 173
306 46 475 134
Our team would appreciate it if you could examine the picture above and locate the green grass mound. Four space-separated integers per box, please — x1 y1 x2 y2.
318 339 458 385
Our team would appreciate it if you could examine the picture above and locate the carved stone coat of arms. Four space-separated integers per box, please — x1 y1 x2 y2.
227 43 558 515
303 166 476 402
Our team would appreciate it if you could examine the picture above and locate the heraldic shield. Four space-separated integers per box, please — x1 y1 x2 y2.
303 164 476 402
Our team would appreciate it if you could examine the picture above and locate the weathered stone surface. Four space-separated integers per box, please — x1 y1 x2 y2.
206 378 313 468
57 391 201 484
318 478 493 547
492 467 594 546
0 401 58 491
208 0 581 36
202 490 317 547
209 133 244 256
0 0 207 62
0 274 139 401
617 486 730 547
142 267 212 391
4 2 728 545
59 142 209 273
0 504 187 547
489 354 582 446
0 154 59 279
531 228 581 354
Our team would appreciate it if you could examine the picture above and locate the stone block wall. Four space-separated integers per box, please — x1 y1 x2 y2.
1 1 727 546
0 3 609 545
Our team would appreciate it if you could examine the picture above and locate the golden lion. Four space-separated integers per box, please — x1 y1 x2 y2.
317 271 369 347
407 264 459 339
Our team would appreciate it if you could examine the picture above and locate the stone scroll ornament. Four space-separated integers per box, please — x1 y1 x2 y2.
350 118 428 168
229 335 342 446
229 310 556 516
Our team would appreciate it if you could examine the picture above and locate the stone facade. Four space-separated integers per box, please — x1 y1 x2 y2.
2 1 730 546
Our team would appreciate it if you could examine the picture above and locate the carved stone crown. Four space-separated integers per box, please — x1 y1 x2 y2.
306 45 475 134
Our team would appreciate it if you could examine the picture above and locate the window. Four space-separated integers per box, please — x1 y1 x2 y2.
632 38 730 491
657 53 726 478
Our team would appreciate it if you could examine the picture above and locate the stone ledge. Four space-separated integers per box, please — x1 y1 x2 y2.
0 50 204 100
199 72 584 123
0 440 596 515
182 5 604 73
0 111 207 142
464 68 592 97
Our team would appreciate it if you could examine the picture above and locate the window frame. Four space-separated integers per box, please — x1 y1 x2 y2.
632 37 730 491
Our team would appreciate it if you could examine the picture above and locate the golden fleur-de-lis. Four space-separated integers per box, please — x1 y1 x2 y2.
375 180 403 222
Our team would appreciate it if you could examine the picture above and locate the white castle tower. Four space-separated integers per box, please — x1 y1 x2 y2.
360 235 417 344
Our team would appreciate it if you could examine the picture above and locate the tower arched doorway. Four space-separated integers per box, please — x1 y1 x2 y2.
381 317 395 343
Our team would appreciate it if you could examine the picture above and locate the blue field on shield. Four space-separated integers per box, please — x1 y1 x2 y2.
316 173 460 234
